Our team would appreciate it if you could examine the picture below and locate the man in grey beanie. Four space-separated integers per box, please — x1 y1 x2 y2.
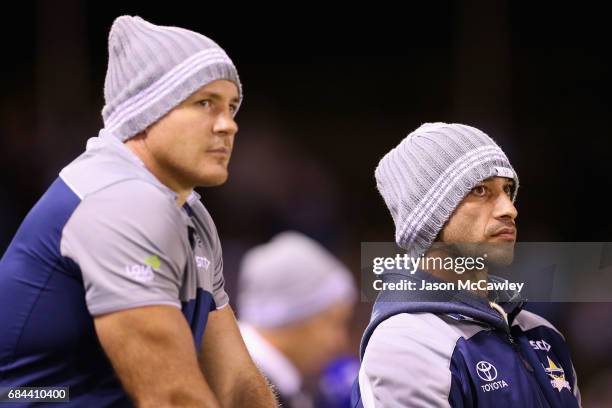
237 231 357 408
352 123 581 407
0 16 276 407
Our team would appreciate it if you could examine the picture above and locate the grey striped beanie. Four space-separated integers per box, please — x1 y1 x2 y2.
101 15 242 141
375 122 519 256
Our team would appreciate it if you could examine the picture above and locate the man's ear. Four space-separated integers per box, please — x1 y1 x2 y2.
124 129 148 144
136 128 149 139
434 227 445 242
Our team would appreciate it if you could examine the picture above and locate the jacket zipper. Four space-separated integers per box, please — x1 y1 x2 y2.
505 327 548 407
489 303 548 407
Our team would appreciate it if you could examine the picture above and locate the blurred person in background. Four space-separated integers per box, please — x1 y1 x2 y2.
237 231 358 408
352 123 581 407
0 15 275 407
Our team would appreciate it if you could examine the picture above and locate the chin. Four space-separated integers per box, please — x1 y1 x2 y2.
436 241 515 267
195 169 229 187
485 243 515 267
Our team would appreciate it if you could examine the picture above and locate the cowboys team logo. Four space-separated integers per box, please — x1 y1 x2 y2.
543 356 571 392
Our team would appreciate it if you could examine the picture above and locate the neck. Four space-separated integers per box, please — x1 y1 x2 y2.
124 138 191 206
258 328 309 378
423 246 489 297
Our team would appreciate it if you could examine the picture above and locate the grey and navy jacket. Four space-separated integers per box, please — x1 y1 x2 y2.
352 270 581 407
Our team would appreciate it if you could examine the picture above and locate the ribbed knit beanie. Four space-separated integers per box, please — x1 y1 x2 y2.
101 15 242 141
375 122 519 256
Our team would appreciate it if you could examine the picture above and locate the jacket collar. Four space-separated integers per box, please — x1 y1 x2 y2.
372 268 526 331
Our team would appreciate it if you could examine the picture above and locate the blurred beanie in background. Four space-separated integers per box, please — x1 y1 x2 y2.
237 231 356 328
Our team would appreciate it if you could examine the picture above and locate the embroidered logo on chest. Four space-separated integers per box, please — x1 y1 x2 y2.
476 361 509 393
530 339 551 352
195 255 211 270
543 356 571 392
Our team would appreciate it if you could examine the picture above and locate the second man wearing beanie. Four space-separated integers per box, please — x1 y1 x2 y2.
237 231 357 408
352 123 581 407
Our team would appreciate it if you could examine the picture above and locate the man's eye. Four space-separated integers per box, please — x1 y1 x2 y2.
229 105 238 114
472 185 487 197
504 185 514 197
198 100 211 107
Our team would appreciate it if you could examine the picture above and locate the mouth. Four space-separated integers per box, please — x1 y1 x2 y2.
207 147 230 157
490 227 516 241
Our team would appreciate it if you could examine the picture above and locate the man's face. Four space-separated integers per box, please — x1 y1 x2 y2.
291 301 353 376
143 80 240 188
438 177 517 266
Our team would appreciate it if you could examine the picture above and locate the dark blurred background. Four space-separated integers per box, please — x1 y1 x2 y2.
1 1 611 403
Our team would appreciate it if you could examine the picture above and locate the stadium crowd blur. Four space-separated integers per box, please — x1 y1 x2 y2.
2 1 611 405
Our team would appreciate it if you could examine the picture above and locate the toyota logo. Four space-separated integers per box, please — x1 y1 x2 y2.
476 361 498 382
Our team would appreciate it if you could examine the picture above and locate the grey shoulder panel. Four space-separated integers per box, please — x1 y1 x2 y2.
512 310 564 339
359 313 489 407
61 179 188 315
59 135 175 201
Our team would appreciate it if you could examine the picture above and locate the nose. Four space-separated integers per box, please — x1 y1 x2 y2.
493 192 518 222
213 110 239 136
